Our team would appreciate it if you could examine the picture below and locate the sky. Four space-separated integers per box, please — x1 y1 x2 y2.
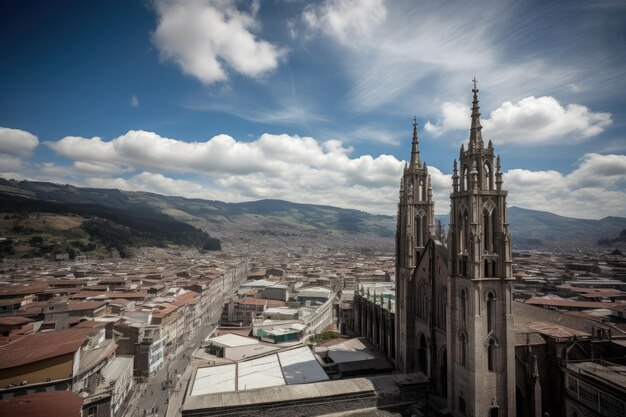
0 0 625 219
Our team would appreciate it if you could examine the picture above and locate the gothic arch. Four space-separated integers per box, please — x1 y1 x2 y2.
417 280 429 320
483 199 496 214
485 290 496 333
458 329 468 367
483 161 493 190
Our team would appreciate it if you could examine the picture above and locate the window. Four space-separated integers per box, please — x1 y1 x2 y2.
487 291 495 333
417 281 428 320
488 339 496 371
416 214 423 248
462 167 469 191
460 289 468 326
489 407 499 417
483 209 493 255
418 179 424 201
438 287 447 330
459 397 466 415
460 333 467 366
484 163 492 190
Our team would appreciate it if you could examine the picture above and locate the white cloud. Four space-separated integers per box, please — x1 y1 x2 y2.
505 153 626 218
424 102 470 136
0 127 39 157
130 94 139 107
152 0 286 84
44 128 414 213
483 96 612 144
425 96 612 144
302 0 387 46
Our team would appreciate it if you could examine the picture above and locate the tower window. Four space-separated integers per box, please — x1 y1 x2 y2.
460 332 467 366
484 163 492 190
483 209 493 254
417 180 423 202
417 281 428 320
416 214 423 248
487 291 495 333
459 397 466 415
462 166 469 191
460 289 468 326
488 339 496 371
438 287 447 330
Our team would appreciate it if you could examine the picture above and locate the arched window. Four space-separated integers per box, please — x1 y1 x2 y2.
418 334 428 373
458 208 469 275
459 397 466 415
438 287 447 329
462 166 469 191
417 179 423 202
416 214 423 248
488 339 496 371
460 289 468 326
460 333 467 366
489 407 499 417
487 291 496 333
483 208 493 254
492 211 498 255
484 163 492 190
418 280 428 320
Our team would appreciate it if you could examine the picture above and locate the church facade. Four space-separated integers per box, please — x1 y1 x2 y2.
396 82 516 417
347 83 626 417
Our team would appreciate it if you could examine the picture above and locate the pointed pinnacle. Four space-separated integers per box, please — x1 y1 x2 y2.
410 117 420 168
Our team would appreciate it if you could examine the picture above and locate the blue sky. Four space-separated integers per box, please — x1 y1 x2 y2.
0 0 625 218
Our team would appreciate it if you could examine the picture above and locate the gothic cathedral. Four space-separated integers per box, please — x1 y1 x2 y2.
395 81 516 417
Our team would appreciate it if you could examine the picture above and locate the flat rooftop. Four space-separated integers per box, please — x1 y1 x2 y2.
189 346 328 396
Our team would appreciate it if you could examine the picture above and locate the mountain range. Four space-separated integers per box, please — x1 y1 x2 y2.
0 178 624 254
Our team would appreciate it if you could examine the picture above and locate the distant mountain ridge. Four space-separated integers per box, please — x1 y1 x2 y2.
1 178 625 251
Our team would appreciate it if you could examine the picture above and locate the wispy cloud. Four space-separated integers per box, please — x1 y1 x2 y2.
300 0 626 114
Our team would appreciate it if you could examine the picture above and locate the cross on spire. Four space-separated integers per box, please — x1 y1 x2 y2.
472 76 478 92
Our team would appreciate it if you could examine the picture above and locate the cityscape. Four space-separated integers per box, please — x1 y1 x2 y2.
1 1 626 417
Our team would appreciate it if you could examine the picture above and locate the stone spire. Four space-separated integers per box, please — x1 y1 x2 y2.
469 77 484 148
410 116 420 169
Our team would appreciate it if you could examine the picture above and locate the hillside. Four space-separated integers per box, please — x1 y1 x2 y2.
1 178 625 252
0 188 221 259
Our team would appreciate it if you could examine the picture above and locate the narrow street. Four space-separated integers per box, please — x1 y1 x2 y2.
124 321 216 417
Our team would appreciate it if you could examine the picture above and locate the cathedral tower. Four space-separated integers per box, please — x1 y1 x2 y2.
446 80 515 417
395 117 435 370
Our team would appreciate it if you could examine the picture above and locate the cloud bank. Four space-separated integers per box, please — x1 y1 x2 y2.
0 127 602 218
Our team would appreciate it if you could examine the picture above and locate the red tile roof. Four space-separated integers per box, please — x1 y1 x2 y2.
0 284 49 297
0 328 99 369
0 316 34 326
0 390 82 417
